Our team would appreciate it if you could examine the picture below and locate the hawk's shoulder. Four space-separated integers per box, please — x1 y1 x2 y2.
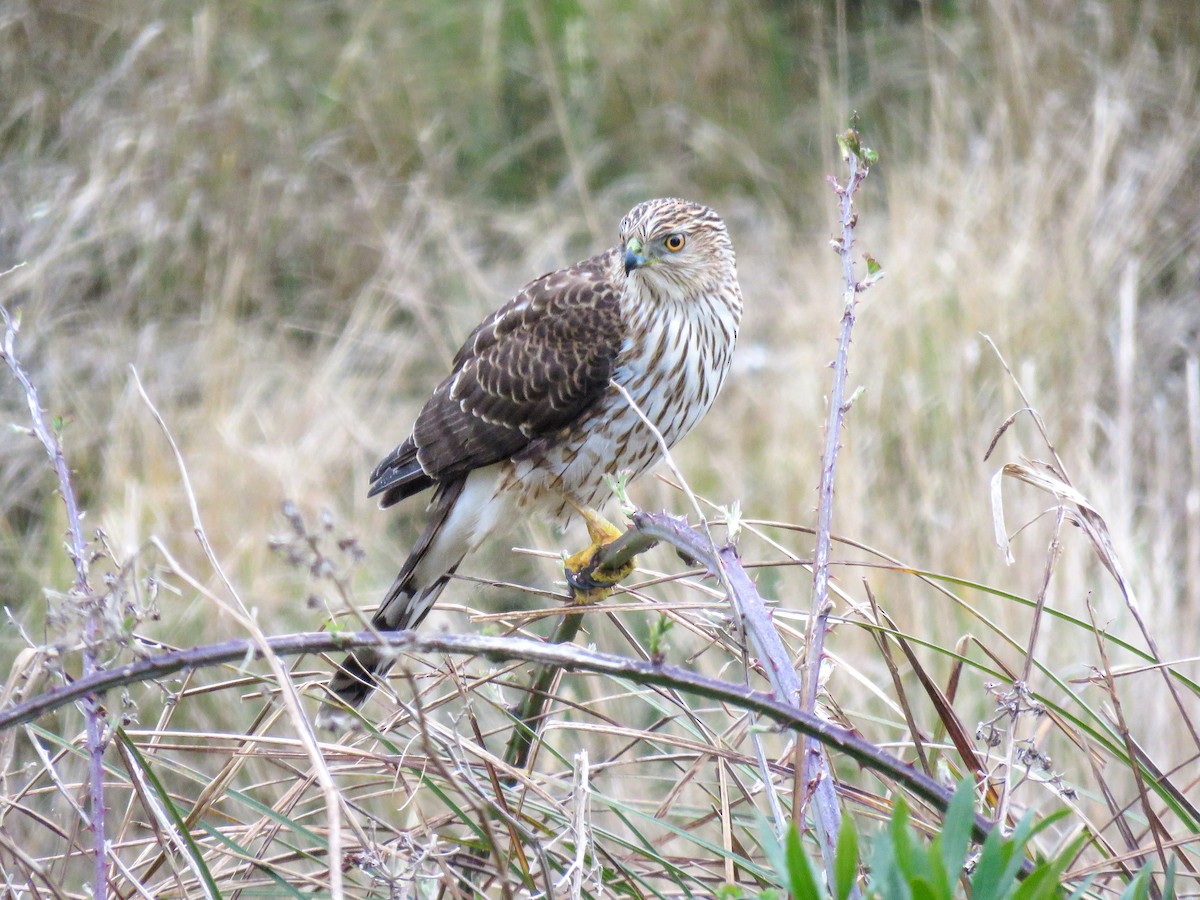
454 248 623 366
369 249 625 507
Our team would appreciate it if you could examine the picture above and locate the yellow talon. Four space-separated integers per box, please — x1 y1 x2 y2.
563 505 636 604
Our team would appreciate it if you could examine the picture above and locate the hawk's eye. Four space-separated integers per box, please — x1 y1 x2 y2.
663 233 686 252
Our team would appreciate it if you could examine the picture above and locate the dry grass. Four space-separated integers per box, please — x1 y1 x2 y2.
2 0 1199 895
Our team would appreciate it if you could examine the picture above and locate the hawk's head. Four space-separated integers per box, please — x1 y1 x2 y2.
618 198 736 301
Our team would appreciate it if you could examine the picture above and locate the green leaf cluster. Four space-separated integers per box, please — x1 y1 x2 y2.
729 781 1176 900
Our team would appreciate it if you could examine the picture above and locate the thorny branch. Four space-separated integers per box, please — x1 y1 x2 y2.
1 303 110 897
580 509 848 883
0 627 1011 849
794 126 879 889
576 511 801 703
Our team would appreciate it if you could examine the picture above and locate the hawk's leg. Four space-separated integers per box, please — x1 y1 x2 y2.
563 505 636 604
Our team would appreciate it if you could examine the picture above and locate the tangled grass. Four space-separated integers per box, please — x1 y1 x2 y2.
2 1 1199 895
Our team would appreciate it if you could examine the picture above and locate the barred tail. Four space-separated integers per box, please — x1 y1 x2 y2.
319 478 468 721
321 566 460 709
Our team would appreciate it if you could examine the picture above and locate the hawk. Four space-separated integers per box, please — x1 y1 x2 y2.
322 198 742 716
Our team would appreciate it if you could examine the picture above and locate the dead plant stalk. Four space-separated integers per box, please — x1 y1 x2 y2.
1 302 110 898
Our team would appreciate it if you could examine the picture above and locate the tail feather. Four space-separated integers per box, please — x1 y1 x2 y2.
320 479 468 723
322 570 459 709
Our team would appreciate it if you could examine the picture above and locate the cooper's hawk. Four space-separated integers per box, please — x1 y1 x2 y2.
322 198 742 716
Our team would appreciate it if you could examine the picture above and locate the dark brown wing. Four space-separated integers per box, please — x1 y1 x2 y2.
369 248 623 507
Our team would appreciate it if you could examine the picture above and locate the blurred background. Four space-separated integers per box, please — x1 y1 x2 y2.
2 0 1199 791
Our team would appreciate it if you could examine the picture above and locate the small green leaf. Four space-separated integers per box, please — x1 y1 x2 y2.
867 823 906 900
1011 863 1059 900
970 824 1015 900
938 779 975 890
723 499 743 543
785 824 823 900
1115 861 1154 900
992 810 1068 891
834 813 859 900
604 470 635 514
837 127 864 162
1065 874 1098 900
647 613 673 659
1035 832 1092 898
890 796 932 886
860 254 884 289
908 876 940 900
1164 857 1178 900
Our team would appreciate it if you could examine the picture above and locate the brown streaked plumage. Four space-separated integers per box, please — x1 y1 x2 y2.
320 198 743 720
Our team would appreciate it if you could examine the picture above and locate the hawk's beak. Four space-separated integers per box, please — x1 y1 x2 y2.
624 238 646 274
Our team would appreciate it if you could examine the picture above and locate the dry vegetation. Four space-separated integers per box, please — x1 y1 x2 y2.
2 0 1199 896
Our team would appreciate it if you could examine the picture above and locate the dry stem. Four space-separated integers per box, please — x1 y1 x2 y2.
1 303 110 898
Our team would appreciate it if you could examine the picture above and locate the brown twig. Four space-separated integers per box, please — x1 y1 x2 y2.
1 303 109 898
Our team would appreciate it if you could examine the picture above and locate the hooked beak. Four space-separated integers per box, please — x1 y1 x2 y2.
624 237 646 274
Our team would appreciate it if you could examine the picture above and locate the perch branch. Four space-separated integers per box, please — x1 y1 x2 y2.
561 508 848 869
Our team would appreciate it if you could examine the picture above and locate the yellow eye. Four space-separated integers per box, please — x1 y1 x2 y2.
663 233 686 252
